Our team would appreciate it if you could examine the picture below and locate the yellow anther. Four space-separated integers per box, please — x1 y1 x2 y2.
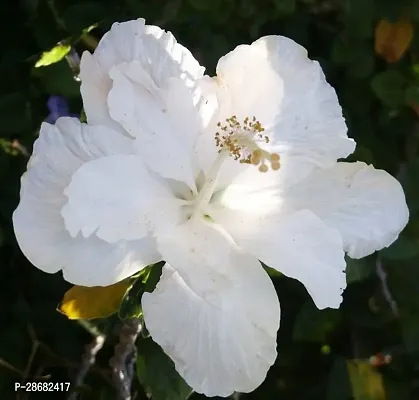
271 161 281 171
214 115 281 173
251 149 262 165
259 164 268 173
270 153 280 162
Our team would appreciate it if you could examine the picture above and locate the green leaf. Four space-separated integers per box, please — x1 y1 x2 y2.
33 59 80 98
371 70 407 108
348 47 375 79
119 275 146 320
343 0 375 38
118 262 165 320
263 263 282 278
346 256 375 284
331 35 353 65
272 0 296 15
137 338 192 400
380 236 419 260
405 84 419 105
34 44 71 68
144 262 164 293
293 301 340 342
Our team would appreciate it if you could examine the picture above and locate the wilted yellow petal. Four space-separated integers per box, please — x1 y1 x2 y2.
347 360 386 400
58 280 132 320
35 44 71 68
375 18 413 63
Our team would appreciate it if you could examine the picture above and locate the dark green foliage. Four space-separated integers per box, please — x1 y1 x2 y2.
137 338 193 400
1 0 419 399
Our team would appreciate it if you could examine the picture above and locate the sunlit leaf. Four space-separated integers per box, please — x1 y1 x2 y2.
375 19 413 63
35 44 71 68
347 360 386 400
144 262 164 293
119 275 146 320
58 280 132 320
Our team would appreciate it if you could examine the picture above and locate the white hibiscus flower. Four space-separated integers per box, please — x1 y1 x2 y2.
13 19 408 397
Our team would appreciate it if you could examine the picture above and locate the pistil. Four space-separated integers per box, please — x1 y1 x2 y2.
191 152 227 218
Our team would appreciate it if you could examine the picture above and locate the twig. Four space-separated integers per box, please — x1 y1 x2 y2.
68 334 105 400
65 48 81 81
37 341 112 383
80 33 99 51
376 256 399 317
21 325 40 385
0 359 25 376
110 319 142 400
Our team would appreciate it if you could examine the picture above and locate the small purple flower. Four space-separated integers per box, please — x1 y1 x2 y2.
45 95 78 123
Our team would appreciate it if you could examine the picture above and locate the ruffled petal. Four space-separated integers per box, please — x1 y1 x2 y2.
212 209 346 310
197 35 355 190
107 63 206 189
142 219 280 396
282 162 409 258
62 154 184 243
13 118 160 286
80 18 204 130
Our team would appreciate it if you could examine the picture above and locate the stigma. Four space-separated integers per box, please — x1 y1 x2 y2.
215 115 280 173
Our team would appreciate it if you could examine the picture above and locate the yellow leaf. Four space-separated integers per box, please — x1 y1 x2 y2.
35 44 71 68
58 280 132 320
375 18 413 63
347 360 386 400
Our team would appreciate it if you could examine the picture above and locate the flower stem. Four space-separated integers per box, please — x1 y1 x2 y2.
110 318 142 400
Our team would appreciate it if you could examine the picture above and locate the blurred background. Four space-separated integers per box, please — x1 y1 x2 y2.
1 0 419 399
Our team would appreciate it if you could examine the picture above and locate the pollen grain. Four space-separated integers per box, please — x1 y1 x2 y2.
215 115 281 172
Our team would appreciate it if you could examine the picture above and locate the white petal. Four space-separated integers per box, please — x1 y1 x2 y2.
198 35 355 189
142 219 280 396
13 118 160 286
213 209 346 310
80 18 204 129
62 154 184 243
79 53 127 134
107 64 202 188
283 162 409 258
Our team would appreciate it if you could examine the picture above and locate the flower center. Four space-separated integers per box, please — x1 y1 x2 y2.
188 116 281 220
215 115 280 173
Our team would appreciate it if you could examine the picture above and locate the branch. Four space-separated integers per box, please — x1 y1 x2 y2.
376 256 399 317
110 319 142 400
68 334 105 400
